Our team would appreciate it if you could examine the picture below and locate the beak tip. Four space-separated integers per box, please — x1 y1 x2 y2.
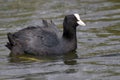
77 21 86 26
82 23 86 26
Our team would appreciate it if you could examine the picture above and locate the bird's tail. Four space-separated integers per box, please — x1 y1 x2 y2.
5 33 16 50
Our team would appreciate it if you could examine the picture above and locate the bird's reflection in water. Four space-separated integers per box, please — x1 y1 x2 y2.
8 51 78 64
63 51 78 65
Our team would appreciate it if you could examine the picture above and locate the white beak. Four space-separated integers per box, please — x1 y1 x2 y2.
74 13 86 26
77 19 86 26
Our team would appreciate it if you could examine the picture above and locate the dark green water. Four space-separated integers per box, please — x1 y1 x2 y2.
0 0 120 80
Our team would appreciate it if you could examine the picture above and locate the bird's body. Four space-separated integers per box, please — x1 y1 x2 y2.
6 14 86 56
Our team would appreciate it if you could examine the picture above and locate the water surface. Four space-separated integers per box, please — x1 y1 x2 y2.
0 0 120 80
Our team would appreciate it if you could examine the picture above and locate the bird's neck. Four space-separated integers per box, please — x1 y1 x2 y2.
63 24 76 39
62 25 77 49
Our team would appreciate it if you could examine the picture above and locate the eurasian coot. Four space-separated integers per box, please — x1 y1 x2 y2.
6 14 86 56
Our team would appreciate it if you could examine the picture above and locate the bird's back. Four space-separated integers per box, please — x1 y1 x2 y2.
6 20 60 55
13 26 59 54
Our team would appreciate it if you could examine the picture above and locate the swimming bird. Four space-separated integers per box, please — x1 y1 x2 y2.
6 14 86 56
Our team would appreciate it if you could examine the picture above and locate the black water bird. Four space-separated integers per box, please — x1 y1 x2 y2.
6 14 86 56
